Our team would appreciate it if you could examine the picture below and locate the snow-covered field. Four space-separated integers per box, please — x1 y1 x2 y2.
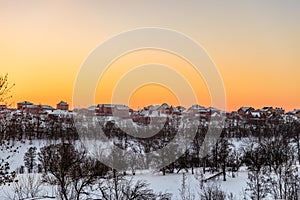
0 170 248 200
132 169 248 198
1 138 297 200
0 139 248 199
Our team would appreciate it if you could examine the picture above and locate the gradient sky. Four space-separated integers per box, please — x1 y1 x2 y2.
0 0 299 111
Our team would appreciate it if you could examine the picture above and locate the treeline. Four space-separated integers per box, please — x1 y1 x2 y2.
1 112 300 176
1 111 300 199
8 142 171 200
100 117 300 174
0 112 78 142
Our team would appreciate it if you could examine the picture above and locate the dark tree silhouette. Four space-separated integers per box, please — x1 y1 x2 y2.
39 143 107 200
0 74 14 105
24 146 37 173
0 74 17 185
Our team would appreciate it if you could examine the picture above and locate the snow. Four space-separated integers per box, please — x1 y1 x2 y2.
239 107 253 112
0 134 292 199
98 104 114 108
148 105 161 111
140 110 149 116
128 170 246 198
87 106 97 111
161 103 170 109
41 105 54 110
0 170 248 199
0 138 250 199
149 111 159 117
189 104 205 110
45 109 73 116
115 105 130 110
251 111 261 118
0 140 48 172
26 105 39 109
23 198 55 200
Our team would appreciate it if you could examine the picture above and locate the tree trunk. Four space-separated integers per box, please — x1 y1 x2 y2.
222 163 226 181
113 169 118 200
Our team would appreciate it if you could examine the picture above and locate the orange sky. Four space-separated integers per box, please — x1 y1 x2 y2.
0 1 300 111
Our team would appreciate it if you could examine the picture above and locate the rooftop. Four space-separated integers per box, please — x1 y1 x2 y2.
18 101 33 105
57 101 68 106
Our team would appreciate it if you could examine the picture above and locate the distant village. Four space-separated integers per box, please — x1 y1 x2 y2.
0 100 299 126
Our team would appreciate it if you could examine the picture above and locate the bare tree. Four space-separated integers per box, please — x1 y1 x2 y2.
179 173 195 200
242 142 266 172
0 74 17 186
217 137 232 181
97 173 171 200
267 160 300 199
4 173 44 200
291 122 300 162
200 182 226 200
246 168 270 200
24 146 37 173
39 143 102 200
0 74 14 105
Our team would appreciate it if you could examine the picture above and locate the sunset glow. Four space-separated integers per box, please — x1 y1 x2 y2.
1 1 300 111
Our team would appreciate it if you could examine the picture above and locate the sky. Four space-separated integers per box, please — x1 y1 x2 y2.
0 0 299 111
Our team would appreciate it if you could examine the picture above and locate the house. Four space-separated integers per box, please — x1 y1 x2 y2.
246 110 266 125
187 104 206 116
294 110 300 118
274 107 285 115
40 105 54 111
131 109 151 124
114 105 130 118
148 105 161 115
260 107 274 115
288 109 300 118
131 104 171 124
95 104 130 118
237 107 255 116
160 103 173 115
146 103 174 116
57 101 69 110
87 106 97 111
199 108 210 120
250 111 262 118
46 109 72 119
0 105 7 110
25 104 42 114
267 113 284 125
173 106 185 115
97 104 114 116
17 101 33 110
